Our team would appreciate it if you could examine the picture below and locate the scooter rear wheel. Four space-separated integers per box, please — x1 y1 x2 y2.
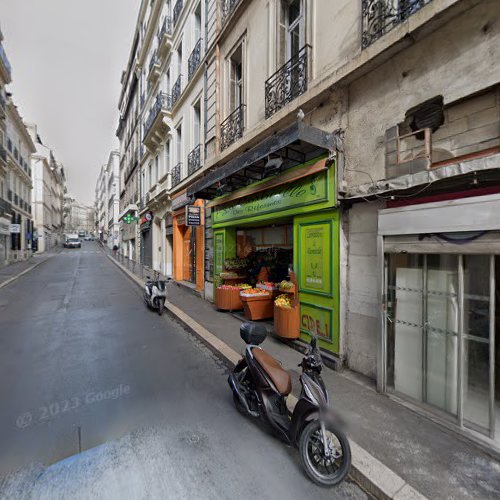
299 420 351 487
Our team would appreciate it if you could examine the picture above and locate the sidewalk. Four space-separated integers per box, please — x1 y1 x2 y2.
0 250 60 288
109 257 500 500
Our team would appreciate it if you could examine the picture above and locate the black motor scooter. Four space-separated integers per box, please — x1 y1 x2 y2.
228 322 351 487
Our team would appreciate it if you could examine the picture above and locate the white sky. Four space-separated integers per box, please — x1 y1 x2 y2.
1 0 140 205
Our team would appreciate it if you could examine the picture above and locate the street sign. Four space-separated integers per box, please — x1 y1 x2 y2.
9 224 21 234
185 205 201 226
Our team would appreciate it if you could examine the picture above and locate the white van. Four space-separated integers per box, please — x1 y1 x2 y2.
64 234 81 248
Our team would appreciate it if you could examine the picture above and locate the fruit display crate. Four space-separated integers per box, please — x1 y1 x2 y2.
215 287 244 311
274 305 300 339
240 293 274 320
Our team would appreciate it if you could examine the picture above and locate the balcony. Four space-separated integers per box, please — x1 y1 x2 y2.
171 162 182 188
188 38 202 81
147 50 161 85
157 17 173 57
362 0 433 49
0 144 6 165
171 75 182 108
265 45 310 119
0 44 12 83
221 0 243 26
173 0 184 26
143 92 172 151
187 144 202 176
0 197 11 216
220 104 245 151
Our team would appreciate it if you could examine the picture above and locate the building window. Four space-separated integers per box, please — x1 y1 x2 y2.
278 0 305 68
228 43 244 113
176 124 183 166
165 140 170 174
193 100 201 146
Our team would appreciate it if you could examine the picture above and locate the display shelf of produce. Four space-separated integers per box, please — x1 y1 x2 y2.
216 286 244 311
240 290 274 320
220 273 247 286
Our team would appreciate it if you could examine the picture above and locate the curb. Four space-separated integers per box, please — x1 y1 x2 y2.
0 255 55 289
108 255 428 500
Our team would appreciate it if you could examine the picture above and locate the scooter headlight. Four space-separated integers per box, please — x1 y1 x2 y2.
302 374 329 406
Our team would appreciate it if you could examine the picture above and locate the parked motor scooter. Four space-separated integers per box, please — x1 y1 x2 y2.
143 272 168 315
228 322 351 487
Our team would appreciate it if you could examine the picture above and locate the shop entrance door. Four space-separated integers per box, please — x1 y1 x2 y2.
386 252 499 441
182 227 192 282
294 211 339 354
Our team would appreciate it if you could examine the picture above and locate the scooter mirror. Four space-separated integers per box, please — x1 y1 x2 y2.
310 334 318 349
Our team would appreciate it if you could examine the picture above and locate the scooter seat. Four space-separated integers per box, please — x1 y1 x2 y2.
252 348 292 395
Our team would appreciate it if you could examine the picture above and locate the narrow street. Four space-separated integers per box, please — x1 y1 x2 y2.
0 242 367 499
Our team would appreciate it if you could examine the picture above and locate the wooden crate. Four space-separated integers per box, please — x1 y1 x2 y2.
241 294 274 320
215 288 243 311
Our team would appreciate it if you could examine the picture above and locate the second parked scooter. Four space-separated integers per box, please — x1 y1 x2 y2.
143 272 168 315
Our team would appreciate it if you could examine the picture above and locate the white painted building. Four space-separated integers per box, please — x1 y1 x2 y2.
0 27 12 265
95 151 121 249
28 123 66 252
4 96 35 263
106 150 121 249
65 198 95 235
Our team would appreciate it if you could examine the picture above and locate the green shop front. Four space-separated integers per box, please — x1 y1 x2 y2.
188 123 342 355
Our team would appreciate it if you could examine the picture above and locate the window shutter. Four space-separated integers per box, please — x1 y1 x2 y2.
278 1 286 67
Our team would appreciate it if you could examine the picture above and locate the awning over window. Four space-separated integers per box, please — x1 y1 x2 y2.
188 122 338 200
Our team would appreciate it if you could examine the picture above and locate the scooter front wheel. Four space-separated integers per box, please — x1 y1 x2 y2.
299 420 351 487
158 299 164 316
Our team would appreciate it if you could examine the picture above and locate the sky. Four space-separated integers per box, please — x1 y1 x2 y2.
0 0 139 205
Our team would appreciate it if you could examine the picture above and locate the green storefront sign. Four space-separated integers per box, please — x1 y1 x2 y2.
213 167 329 226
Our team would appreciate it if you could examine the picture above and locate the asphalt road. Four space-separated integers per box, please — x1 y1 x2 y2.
0 242 367 499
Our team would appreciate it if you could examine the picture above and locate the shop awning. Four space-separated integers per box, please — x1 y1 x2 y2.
188 122 338 199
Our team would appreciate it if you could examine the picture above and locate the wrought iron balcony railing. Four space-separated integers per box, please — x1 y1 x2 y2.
361 0 432 49
265 45 310 119
171 162 182 187
149 50 159 73
0 197 11 214
188 38 202 81
171 75 182 107
157 16 172 42
144 92 172 138
221 0 243 25
173 0 184 26
0 44 12 78
220 104 245 151
187 144 202 176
